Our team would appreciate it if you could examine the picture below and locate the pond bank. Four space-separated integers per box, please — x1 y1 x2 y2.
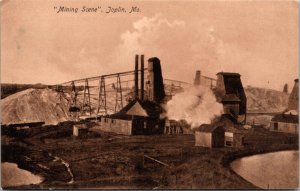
1 162 43 187
231 150 298 189
221 144 298 189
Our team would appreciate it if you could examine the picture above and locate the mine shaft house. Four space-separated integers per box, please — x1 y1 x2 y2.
100 100 164 135
96 55 166 136
214 72 247 124
99 99 164 135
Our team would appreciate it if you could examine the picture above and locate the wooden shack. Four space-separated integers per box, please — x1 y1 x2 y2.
73 124 88 137
195 124 225 148
270 113 298 134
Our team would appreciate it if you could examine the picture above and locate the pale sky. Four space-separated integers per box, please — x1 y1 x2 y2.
1 0 298 91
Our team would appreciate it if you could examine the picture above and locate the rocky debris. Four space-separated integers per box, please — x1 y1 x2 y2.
245 86 289 113
1 88 70 125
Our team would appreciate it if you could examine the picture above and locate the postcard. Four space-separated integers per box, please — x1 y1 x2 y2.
1 0 299 189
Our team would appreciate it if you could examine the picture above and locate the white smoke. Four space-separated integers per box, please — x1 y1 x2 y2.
165 86 223 129
110 14 225 83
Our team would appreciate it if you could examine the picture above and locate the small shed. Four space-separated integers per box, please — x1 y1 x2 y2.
270 113 298 134
224 126 244 148
195 124 225 148
73 124 88 137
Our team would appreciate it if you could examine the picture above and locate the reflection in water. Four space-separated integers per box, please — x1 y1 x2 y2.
231 150 299 189
1 162 43 187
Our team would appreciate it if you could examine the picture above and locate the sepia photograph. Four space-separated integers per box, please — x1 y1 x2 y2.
0 0 299 189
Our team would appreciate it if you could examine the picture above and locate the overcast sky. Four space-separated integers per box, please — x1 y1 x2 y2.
1 0 298 91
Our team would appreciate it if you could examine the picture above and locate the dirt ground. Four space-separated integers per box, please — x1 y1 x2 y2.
1 121 298 189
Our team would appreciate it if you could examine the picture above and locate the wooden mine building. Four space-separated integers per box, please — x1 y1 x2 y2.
195 124 225 148
214 72 247 124
270 79 299 134
96 55 166 135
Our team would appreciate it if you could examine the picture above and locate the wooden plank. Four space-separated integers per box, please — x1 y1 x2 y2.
144 155 169 167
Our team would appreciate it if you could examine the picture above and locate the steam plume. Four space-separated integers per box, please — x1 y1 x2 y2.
165 86 223 129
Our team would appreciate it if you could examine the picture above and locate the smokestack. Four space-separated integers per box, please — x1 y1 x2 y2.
141 55 144 100
194 70 201 86
147 57 165 103
135 55 139 100
288 79 299 111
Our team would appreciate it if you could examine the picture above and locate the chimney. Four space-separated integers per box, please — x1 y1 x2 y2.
135 55 139 100
140 55 144 100
147 57 165 103
194 70 201 86
288 79 299 111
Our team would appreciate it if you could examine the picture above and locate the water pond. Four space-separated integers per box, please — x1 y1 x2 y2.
231 150 299 189
1 162 43 187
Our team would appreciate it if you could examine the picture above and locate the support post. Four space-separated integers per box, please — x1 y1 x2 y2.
71 81 77 107
97 77 107 115
81 79 92 116
115 74 123 112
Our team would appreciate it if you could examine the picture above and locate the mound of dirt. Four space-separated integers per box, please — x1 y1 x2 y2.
1 88 70 125
245 86 289 113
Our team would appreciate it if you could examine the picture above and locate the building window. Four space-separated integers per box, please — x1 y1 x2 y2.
225 141 232 147
241 137 244 144
274 122 278 131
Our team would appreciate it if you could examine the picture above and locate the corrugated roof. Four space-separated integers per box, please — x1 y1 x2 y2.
271 114 298 124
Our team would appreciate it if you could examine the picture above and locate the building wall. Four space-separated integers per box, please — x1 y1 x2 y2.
212 128 225 147
195 132 212 148
99 117 132 135
234 133 244 148
225 131 244 147
142 118 165 135
270 121 298 134
73 125 88 137
225 132 234 147
73 126 79 136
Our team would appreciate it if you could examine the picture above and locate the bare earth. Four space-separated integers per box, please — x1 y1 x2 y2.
1 122 298 189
